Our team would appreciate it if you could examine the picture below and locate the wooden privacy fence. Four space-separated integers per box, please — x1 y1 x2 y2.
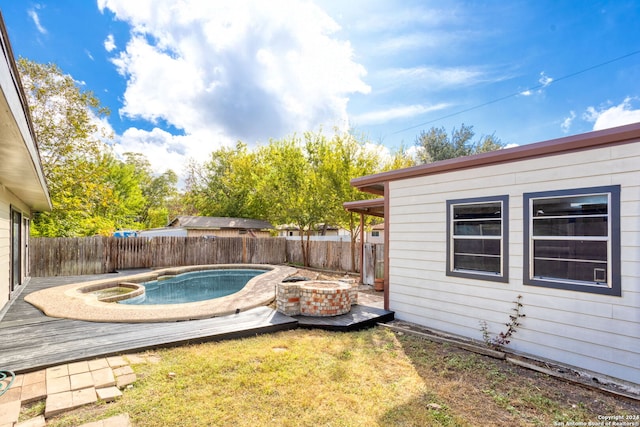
29 236 361 277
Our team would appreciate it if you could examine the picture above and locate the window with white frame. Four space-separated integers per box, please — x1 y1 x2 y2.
523 185 621 296
446 195 508 282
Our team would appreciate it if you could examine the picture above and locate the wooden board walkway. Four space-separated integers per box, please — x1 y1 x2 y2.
0 271 393 373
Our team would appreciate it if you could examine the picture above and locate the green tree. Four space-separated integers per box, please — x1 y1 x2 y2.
183 142 265 219
256 135 322 266
305 131 390 270
123 152 178 228
181 130 415 269
18 58 152 236
415 124 505 163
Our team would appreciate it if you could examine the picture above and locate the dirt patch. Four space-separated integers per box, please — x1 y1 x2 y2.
396 329 640 426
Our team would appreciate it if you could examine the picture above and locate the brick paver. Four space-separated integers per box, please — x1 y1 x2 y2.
124 354 146 364
70 372 94 390
6 356 135 421
72 387 97 406
88 358 110 371
0 399 21 425
0 384 21 404
112 365 134 377
106 356 128 368
45 391 73 418
45 365 69 380
91 367 116 388
46 375 70 395
96 386 122 402
115 373 136 389
23 370 45 385
68 361 90 375
15 414 46 427
20 380 46 404
78 414 132 427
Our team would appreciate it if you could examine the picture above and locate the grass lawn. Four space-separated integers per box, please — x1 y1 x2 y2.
40 327 638 426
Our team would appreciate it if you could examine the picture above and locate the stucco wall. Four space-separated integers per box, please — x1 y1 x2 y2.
387 141 640 385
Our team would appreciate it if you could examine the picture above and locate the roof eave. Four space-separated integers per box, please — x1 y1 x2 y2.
0 13 51 211
351 122 640 194
343 198 385 218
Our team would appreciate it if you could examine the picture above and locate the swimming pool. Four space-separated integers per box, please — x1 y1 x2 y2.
119 269 269 305
24 264 297 322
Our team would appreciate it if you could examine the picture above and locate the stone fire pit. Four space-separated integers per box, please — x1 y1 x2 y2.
277 280 357 317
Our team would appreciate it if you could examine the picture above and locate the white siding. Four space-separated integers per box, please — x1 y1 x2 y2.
388 143 640 385
0 185 31 308
0 193 9 309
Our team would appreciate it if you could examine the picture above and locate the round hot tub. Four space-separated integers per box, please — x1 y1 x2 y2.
299 281 352 317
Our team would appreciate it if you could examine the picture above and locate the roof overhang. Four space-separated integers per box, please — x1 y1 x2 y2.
0 13 51 211
343 198 385 218
350 122 640 195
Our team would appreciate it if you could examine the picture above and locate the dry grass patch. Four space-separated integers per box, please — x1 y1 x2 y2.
44 328 639 427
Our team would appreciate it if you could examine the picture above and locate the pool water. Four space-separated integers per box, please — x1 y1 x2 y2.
119 269 268 305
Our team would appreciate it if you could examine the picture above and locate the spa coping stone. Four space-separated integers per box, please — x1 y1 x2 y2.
24 264 297 323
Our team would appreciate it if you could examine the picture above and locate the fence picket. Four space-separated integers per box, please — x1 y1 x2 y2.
28 236 364 277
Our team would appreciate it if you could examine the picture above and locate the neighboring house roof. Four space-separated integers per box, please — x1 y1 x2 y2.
168 216 274 230
371 222 385 230
276 223 344 232
0 13 51 211
351 122 640 196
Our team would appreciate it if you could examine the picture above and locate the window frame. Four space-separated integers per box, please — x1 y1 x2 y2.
446 195 509 283
523 185 621 296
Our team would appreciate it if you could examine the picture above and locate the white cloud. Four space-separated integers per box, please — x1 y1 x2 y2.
28 9 47 34
104 34 116 52
538 71 553 87
520 71 553 97
561 110 576 133
112 127 223 184
98 0 370 169
583 97 640 130
381 66 488 90
352 103 450 125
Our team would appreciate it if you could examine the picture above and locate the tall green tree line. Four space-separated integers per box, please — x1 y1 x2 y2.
183 131 413 267
18 58 178 236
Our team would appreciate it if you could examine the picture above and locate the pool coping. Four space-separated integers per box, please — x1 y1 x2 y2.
24 264 297 323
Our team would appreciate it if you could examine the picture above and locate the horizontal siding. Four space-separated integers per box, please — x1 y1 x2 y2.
0 197 8 308
388 142 640 385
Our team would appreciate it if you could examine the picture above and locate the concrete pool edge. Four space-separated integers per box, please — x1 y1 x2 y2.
24 264 297 323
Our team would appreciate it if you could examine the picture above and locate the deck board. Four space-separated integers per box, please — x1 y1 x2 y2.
0 271 393 373
0 307 298 373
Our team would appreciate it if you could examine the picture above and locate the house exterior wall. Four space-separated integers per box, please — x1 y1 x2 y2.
0 185 31 308
387 142 640 385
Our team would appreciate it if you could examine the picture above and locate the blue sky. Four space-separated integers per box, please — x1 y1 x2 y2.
1 0 639 178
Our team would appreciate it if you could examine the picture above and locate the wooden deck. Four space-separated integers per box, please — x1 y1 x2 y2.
0 271 393 373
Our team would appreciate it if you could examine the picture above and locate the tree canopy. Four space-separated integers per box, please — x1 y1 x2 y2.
18 58 178 236
415 124 505 163
19 58 424 243
183 130 409 266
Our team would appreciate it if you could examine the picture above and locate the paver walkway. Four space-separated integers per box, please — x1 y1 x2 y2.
0 354 143 426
